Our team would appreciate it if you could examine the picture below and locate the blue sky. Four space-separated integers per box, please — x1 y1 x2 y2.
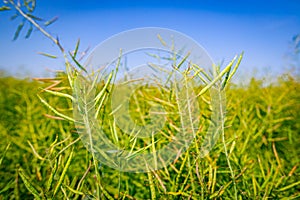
0 0 300 80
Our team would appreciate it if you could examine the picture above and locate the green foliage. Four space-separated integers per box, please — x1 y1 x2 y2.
0 73 299 199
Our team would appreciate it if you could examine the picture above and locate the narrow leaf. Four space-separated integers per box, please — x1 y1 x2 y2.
65 184 85 195
0 6 11 11
43 89 74 101
26 13 42 21
46 156 59 192
73 39 80 58
13 22 25 41
10 13 18 20
157 34 167 47
176 52 190 69
221 66 231 90
18 168 41 200
44 16 58 26
197 55 238 97
147 171 156 200
27 140 45 160
37 52 57 59
0 143 11 166
25 26 33 39
53 148 74 197
69 52 88 73
226 52 243 83
277 181 300 192
37 95 75 122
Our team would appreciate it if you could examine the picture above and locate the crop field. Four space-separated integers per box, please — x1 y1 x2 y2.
0 70 299 199
1 1 300 199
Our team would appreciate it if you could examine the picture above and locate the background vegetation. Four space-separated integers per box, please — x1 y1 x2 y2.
0 70 299 199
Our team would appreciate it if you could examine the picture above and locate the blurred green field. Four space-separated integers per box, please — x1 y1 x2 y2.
0 71 299 199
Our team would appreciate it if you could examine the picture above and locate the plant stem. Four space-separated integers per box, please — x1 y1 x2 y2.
219 88 237 199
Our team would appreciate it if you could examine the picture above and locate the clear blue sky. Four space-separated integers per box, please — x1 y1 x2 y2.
0 0 300 80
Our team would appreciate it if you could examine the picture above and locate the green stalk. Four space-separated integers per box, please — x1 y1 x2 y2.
53 148 74 197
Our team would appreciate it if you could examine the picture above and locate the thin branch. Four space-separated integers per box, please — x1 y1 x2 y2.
9 0 64 53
